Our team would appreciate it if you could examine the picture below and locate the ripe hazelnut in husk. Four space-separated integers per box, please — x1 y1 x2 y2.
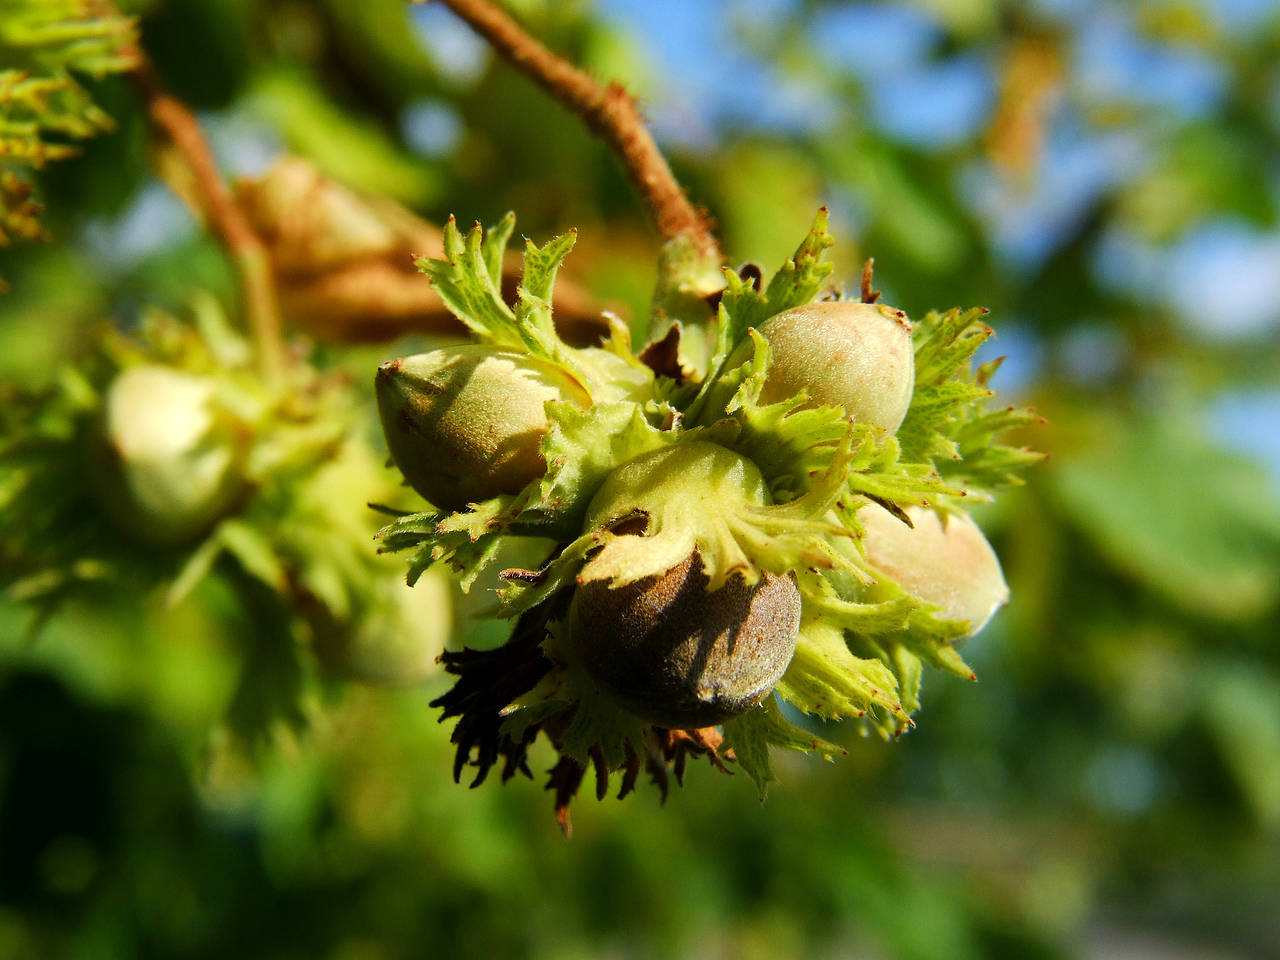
567 553 801 729
745 300 916 433
860 503 1009 639
376 345 590 511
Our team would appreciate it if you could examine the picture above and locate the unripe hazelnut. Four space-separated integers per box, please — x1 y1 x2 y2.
93 365 245 545
568 553 800 728
375 346 590 511
748 301 915 433
860 503 1009 638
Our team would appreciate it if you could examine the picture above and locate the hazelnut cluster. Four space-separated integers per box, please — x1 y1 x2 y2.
375 210 1039 821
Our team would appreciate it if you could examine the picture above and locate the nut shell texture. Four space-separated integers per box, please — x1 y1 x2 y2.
376 346 589 511
861 504 1009 638
568 554 801 728
756 301 915 433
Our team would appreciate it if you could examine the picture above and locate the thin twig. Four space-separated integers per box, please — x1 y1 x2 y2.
433 0 721 261
860 258 881 304
130 63 286 382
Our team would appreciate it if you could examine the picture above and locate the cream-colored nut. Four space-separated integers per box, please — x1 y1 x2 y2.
861 503 1009 638
752 300 915 433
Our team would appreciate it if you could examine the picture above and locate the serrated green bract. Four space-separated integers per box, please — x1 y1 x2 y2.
687 207 836 421
722 696 844 798
898 307 1046 496
0 0 138 275
414 215 605 390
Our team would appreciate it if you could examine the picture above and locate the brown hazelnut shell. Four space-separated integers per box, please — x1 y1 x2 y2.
567 553 800 728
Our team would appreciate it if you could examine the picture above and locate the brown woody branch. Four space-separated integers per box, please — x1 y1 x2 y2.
234 155 613 345
130 63 286 382
434 0 721 262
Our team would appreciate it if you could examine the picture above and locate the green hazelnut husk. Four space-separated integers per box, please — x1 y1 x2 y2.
749 300 916 433
584 440 768 530
375 345 590 511
860 503 1009 639
567 552 801 729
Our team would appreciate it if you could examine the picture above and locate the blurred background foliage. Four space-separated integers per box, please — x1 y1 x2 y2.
2 0 1280 958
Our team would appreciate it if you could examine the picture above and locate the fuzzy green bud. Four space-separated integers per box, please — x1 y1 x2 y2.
376 346 590 511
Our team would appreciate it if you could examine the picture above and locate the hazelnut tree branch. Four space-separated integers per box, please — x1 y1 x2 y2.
431 0 722 263
129 61 286 383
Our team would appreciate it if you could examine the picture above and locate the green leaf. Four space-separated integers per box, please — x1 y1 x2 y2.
688 208 836 417
911 307 994 387
166 535 223 608
520 228 575 304
715 330 852 499
757 206 836 319
0 1 137 263
556 673 649 769
222 584 311 749
891 646 924 716
896 307 1045 496
721 705 776 797
1200 663 1280 828
575 438 850 592
801 583 916 636
896 609 977 681
496 529 599 617
514 230 584 368
378 492 530 591
415 215 589 377
532 400 674 533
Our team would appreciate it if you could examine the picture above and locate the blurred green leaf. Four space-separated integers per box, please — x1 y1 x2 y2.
1200 662 1280 828
1116 124 1277 241
1049 414 1280 620
246 69 440 206
821 134 969 274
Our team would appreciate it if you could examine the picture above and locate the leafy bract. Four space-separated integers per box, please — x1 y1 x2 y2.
722 696 843 798
898 307 1046 496
414 215 594 382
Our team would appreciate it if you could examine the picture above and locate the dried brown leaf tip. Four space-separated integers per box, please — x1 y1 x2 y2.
860 258 881 304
